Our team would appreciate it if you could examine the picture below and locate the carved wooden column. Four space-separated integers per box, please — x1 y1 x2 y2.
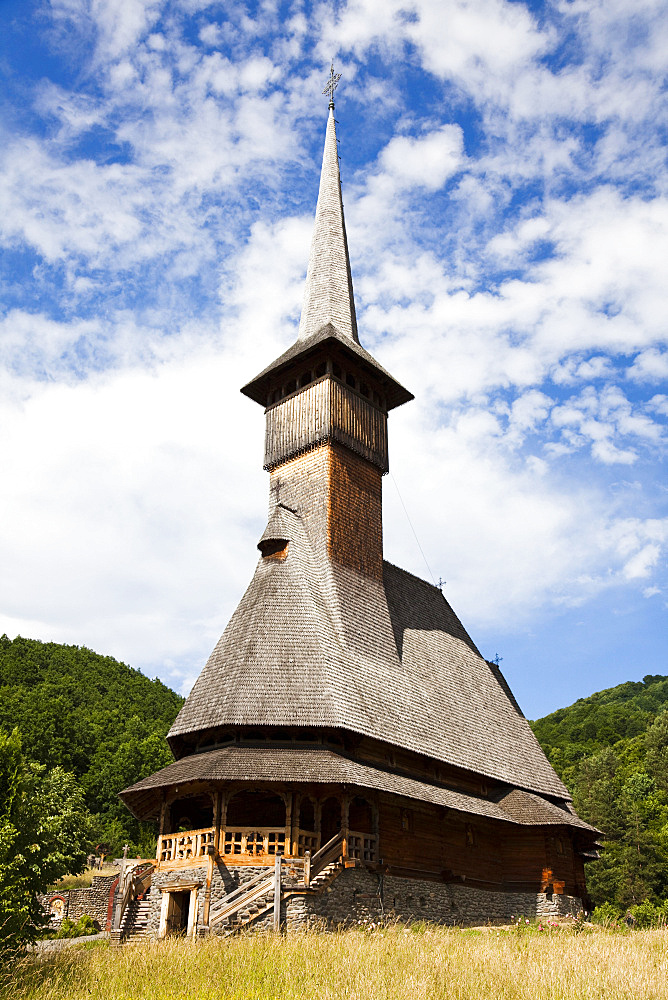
218 791 229 856
315 798 322 850
291 792 299 856
156 794 168 861
212 789 221 848
284 790 292 858
372 795 380 862
342 793 350 859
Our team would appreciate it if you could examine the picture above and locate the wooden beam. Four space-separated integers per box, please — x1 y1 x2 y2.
273 855 282 933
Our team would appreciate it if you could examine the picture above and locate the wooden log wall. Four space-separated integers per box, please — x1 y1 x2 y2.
264 376 389 473
377 793 583 895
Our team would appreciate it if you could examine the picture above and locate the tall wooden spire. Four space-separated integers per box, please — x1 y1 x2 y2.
298 107 359 345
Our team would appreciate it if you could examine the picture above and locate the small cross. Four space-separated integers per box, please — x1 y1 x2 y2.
322 61 342 106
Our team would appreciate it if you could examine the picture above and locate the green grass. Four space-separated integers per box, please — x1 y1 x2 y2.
3 925 668 1000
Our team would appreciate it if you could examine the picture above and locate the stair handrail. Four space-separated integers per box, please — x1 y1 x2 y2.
131 861 155 896
208 869 275 928
113 859 153 932
308 830 345 884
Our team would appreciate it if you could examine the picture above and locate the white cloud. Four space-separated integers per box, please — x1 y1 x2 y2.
628 350 668 383
383 399 667 630
0 346 268 686
49 0 164 61
624 544 661 579
378 126 464 192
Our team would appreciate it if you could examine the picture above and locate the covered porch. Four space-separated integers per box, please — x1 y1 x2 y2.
155 786 378 869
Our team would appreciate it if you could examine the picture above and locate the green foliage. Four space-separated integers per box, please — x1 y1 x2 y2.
628 899 668 929
0 729 92 956
54 915 98 939
590 901 623 925
0 635 183 854
531 674 668 910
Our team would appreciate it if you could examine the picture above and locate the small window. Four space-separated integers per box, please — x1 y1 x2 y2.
465 824 476 848
315 362 326 377
285 379 296 395
333 363 342 379
300 371 312 388
259 538 289 560
360 382 369 398
400 809 412 833
555 836 565 856
346 372 356 388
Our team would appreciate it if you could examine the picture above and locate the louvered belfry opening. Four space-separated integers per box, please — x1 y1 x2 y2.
119 100 599 933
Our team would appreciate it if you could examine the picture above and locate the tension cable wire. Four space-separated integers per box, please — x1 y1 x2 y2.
388 472 440 590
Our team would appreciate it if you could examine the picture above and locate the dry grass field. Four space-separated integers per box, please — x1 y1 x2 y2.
3 925 667 1000
46 866 120 891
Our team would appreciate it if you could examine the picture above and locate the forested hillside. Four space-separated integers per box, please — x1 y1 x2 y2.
531 674 668 910
0 635 184 855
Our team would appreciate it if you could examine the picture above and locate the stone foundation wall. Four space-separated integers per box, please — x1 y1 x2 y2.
38 874 118 928
143 863 582 939
285 868 582 931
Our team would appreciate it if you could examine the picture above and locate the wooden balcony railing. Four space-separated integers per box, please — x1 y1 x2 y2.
158 827 215 863
157 826 377 866
221 828 286 857
296 830 318 856
348 832 377 862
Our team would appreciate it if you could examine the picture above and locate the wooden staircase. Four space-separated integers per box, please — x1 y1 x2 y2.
208 831 349 937
111 860 155 945
119 885 153 939
307 859 342 890
208 868 277 935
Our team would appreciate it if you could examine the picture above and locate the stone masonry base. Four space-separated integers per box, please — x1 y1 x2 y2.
285 868 582 931
145 863 582 939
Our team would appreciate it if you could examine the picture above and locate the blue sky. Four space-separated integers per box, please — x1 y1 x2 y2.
0 0 666 720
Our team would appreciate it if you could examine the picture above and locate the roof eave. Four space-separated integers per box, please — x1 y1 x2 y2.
241 327 413 411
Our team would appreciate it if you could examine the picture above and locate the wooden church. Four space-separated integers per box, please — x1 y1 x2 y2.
118 83 598 940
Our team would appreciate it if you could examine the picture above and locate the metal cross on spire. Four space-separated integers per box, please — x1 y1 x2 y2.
322 61 342 107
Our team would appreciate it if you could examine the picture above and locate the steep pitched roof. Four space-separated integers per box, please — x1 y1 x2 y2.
168 506 569 801
298 107 358 345
495 788 597 831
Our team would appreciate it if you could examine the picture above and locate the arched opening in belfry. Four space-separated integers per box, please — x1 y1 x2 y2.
320 796 341 845
168 793 213 834
349 795 373 834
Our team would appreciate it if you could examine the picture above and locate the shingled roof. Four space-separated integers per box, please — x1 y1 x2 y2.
298 106 358 345
120 745 595 832
168 502 569 801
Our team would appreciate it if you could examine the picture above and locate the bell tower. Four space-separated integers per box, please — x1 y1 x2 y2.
241 93 412 581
